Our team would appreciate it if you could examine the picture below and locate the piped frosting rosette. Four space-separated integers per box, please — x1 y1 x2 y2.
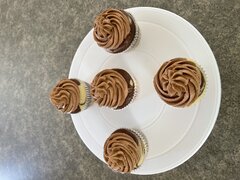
104 128 148 173
90 69 136 109
154 58 206 107
93 8 139 53
50 79 92 113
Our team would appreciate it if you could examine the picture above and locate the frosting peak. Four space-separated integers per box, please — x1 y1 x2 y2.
154 58 205 107
90 69 128 108
93 8 132 50
50 79 80 113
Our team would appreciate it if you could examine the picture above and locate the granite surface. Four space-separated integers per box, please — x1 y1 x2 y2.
0 0 239 179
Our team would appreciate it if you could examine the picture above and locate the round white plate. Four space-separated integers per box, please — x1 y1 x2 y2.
69 7 221 175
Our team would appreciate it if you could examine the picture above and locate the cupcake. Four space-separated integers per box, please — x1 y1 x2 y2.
49 79 92 113
104 128 148 173
90 69 136 109
93 8 139 53
153 58 206 107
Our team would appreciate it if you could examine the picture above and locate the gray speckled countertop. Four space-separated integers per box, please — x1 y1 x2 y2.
0 0 239 179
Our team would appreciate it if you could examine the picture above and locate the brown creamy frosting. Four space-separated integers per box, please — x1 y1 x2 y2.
93 8 132 51
91 69 129 108
104 129 142 173
50 79 80 113
154 58 205 107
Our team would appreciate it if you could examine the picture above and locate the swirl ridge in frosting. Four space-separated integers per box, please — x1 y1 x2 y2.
91 69 130 108
104 129 143 173
93 8 132 51
50 79 80 113
154 58 205 107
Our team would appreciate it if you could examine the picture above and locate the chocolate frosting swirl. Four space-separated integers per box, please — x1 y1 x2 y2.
154 58 205 107
90 69 129 108
50 79 80 113
93 8 132 50
104 129 141 173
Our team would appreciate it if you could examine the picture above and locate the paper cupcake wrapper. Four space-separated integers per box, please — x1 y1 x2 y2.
79 81 93 110
123 12 140 53
186 58 208 106
129 129 148 155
